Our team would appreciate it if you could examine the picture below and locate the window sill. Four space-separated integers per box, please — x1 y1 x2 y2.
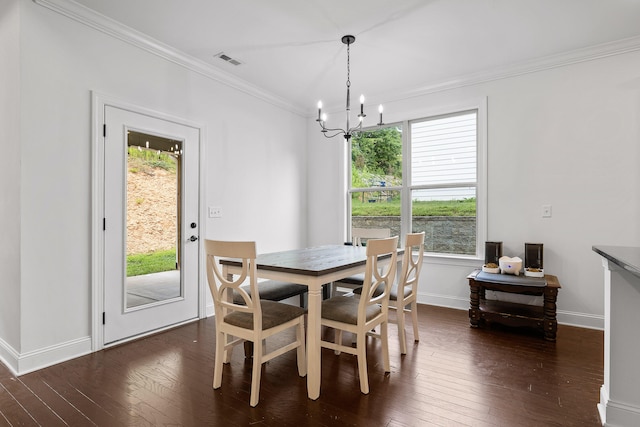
423 253 483 267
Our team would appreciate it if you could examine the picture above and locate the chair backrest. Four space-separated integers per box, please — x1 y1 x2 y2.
398 232 425 297
351 227 391 247
358 236 399 322
205 240 264 331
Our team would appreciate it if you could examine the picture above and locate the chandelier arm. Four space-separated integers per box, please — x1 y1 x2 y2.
321 125 349 134
322 130 346 139
317 120 347 134
347 122 363 134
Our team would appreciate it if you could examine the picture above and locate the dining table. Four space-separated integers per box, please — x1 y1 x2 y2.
220 244 401 400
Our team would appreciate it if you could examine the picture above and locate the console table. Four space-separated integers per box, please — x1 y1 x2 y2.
467 270 561 341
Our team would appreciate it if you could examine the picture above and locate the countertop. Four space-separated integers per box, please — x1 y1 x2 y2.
593 245 640 278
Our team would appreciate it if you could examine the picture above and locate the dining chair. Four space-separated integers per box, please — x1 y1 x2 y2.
331 227 391 296
320 236 398 394
205 240 306 407
353 232 425 354
390 232 425 354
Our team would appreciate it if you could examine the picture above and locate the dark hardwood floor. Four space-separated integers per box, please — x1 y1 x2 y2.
0 305 603 426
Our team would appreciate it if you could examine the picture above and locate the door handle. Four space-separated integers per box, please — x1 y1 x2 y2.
189 235 199 242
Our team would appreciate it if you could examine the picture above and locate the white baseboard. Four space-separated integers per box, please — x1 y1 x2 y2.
417 292 604 330
205 301 215 317
0 337 20 375
0 336 92 376
557 310 604 330
417 292 468 311
599 385 640 427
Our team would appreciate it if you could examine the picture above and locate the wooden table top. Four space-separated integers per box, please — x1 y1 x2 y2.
220 244 401 277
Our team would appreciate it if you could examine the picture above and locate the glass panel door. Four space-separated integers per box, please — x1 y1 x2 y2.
126 131 181 309
103 105 199 345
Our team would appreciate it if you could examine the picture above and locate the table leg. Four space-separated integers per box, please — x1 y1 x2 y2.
543 286 559 341
306 286 322 400
469 279 481 327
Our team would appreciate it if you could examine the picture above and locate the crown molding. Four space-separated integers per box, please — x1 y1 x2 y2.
385 34 640 104
33 0 640 118
311 33 640 116
32 0 304 116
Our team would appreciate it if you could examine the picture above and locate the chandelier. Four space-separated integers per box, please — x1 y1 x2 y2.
316 35 383 141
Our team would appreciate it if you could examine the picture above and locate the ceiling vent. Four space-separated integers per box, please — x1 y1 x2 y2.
215 52 242 66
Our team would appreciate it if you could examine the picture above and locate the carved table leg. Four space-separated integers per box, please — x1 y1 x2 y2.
543 286 558 341
469 279 481 327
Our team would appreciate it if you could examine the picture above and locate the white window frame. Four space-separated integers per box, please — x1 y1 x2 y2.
348 97 487 260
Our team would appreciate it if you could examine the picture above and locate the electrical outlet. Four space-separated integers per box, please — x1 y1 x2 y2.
208 206 222 218
542 205 552 218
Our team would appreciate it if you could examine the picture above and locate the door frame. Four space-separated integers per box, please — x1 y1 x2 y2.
91 91 207 351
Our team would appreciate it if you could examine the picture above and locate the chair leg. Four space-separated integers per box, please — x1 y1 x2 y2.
224 333 233 363
213 331 225 389
296 318 307 377
397 301 408 355
411 300 420 342
329 282 336 299
334 329 342 355
381 321 390 373
243 341 254 358
250 341 262 407
356 332 369 394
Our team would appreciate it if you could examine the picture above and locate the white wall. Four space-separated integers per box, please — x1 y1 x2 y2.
308 51 640 329
0 0 22 358
5 0 639 374
3 0 306 371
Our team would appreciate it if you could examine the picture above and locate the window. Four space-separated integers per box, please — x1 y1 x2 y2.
410 111 478 255
349 103 485 257
349 125 403 242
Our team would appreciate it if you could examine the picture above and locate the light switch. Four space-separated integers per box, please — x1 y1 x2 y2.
208 206 222 218
542 205 552 218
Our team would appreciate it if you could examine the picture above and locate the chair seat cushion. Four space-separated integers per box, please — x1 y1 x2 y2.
224 300 306 330
233 280 307 304
390 285 413 301
321 296 381 325
353 284 412 301
336 273 365 286
352 283 384 298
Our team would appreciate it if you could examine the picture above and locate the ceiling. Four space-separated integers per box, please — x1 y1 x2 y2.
70 0 640 114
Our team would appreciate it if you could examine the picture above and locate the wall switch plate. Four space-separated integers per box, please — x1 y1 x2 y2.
542 205 552 218
208 206 222 218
